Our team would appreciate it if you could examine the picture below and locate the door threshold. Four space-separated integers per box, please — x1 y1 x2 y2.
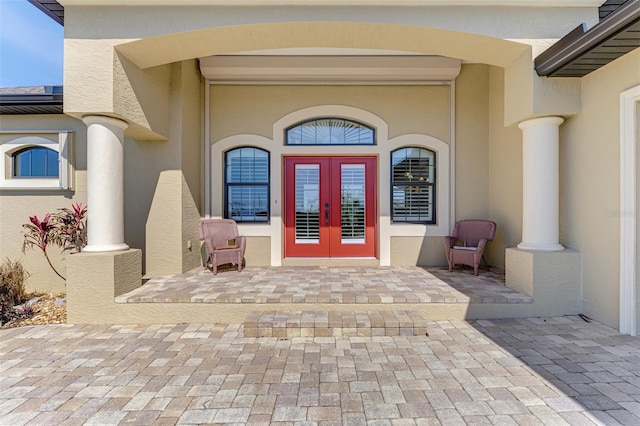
282 258 380 267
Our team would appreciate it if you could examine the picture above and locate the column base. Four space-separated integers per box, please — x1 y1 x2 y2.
83 243 130 253
506 247 581 317
517 242 564 251
67 249 142 324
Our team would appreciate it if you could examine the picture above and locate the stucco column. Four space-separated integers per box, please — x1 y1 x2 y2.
82 115 129 252
517 116 564 251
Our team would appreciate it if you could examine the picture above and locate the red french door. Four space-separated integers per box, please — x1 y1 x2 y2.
284 156 376 258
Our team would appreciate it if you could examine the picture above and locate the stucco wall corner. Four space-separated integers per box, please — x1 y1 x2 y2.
181 173 203 273
146 170 184 275
63 39 116 116
113 52 172 141
504 50 534 126
532 75 582 118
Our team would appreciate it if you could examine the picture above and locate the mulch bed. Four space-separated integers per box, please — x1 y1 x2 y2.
0 293 66 329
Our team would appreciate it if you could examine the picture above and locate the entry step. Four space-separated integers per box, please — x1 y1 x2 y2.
243 310 429 338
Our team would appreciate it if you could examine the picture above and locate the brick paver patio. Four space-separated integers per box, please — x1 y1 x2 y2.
2 316 640 425
116 267 530 305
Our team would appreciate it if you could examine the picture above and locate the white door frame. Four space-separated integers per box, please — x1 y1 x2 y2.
620 84 640 336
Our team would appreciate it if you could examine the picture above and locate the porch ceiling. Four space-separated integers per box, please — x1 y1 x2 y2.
199 55 462 84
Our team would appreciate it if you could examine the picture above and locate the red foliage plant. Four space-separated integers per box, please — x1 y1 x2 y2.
22 203 87 281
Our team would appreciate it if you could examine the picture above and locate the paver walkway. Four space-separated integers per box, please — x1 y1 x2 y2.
2 316 640 425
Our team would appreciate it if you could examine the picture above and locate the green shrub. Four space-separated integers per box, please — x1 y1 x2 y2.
0 259 28 307
0 259 29 325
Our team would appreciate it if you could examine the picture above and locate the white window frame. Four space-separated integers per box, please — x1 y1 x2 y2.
0 131 74 190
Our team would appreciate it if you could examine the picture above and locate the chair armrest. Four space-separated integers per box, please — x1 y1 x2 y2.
237 235 247 253
477 238 489 252
444 236 456 249
203 238 216 254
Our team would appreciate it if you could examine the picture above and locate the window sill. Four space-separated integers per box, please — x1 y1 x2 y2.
0 186 74 192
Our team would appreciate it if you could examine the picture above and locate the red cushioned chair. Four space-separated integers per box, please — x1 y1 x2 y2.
198 219 246 275
444 219 496 276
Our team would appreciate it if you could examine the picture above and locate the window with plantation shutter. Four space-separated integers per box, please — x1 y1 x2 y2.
224 147 270 223
391 147 436 224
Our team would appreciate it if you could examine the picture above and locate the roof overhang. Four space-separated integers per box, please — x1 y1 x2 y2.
0 87 64 115
535 0 640 77
58 0 605 6
28 0 64 25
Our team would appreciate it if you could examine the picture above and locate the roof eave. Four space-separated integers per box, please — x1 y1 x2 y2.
27 0 64 26
535 0 640 76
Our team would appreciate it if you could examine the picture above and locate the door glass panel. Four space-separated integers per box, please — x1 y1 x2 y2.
340 164 365 244
295 164 320 243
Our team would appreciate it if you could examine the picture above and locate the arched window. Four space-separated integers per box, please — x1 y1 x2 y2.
391 147 436 223
13 146 59 178
225 147 270 222
286 118 375 145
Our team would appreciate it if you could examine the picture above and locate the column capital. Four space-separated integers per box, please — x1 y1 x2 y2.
82 115 129 130
518 116 564 130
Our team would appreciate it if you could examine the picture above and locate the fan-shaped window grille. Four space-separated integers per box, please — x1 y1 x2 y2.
224 147 270 223
286 118 375 145
391 147 436 224
13 146 59 178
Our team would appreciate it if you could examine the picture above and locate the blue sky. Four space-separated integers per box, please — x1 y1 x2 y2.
0 0 64 88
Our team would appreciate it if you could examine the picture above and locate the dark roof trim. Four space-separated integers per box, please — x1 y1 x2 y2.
535 0 640 76
0 86 64 115
600 0 630 20
28 0 64 26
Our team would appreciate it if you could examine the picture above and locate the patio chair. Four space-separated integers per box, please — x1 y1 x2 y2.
198 219 246 275
444 219 496 276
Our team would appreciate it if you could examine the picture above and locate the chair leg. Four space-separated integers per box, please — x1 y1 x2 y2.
481 255 490 272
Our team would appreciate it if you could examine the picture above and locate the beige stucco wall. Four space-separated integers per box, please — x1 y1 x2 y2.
637 103 640 333
486 67 524 269
137 60 203 275
0 115 87 293
455 64 491 222
210 85 451 144
560 48 640 329
245 237 271 266
422 64 509 267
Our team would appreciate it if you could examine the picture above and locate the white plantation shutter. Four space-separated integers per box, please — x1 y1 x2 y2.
391 147 436 223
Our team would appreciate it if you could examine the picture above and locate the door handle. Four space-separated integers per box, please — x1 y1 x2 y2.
325 209 329 226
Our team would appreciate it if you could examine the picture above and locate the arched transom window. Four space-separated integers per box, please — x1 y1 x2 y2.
13 146 59 178
286 118 375 145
